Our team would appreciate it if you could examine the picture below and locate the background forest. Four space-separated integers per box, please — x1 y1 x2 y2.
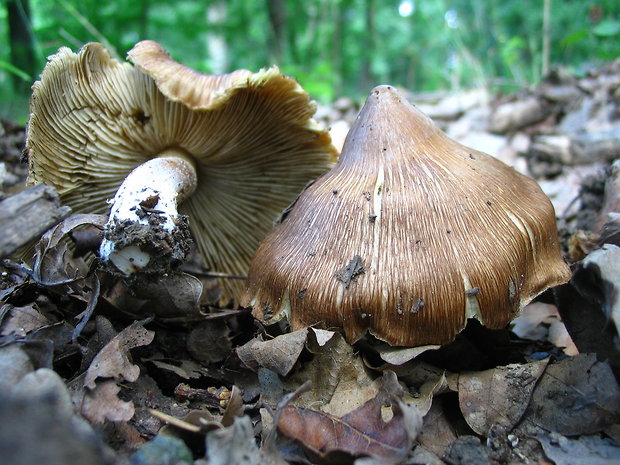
2 0 620 121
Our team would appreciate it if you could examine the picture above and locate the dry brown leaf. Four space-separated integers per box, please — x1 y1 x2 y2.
511 302 579 355
277 371 422 464
84 319 154 389
310 328 337 346
417 397 458 458
187 319 232 365
81 380 135 424
410 371 449 416
557 245 620 377
519 354 620 436
129 272 204 318
32 213 105 285
102 272 204 319
369 360 453 417
577 244 620 335
283 331 379 417
153 384 245 454
0 303 49 337
547 319 579 356
258 368 285 406
458 359 549 435
154 409 220 434
220 385 245 427
205 415 287 465
387 360 447 386
237 328 309 376
511 302 562 340
373 344 441 366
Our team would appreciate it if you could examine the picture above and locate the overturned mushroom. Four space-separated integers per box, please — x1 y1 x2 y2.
243 85 571 346
26 41 337 301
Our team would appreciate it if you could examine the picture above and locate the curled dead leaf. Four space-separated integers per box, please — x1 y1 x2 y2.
32 213 106 285
237 328 309 376
84 319 154 389
283 331 379 417
277 371 422 463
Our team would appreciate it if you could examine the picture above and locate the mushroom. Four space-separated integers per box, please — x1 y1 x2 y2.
242 85 571 346
26 41 337 301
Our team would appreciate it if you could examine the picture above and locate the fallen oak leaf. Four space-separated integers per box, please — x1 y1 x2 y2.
458 359 549 435
0 303 50 337
284 331 379 417
81 379 135 424
277 371 422 464
237 328 309 376
84 319 154 389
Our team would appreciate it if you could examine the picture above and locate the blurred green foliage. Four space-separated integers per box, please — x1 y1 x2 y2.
1 0 619 120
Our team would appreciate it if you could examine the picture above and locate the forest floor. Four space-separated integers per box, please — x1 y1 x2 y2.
1 60 620 465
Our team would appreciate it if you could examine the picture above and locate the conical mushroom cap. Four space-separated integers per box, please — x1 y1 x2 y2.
243 85 571 346
26 42 338 301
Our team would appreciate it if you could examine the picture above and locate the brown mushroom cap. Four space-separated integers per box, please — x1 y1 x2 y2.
26 42 338 301
243 85 571 346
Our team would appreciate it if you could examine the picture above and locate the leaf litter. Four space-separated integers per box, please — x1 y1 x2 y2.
2 210 619 465
3 65 620 464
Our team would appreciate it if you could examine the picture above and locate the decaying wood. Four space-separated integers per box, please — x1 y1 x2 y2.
0 184 71 258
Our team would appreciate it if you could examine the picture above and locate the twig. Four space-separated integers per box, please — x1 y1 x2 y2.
72 273 100 343
262 381 312 451
182 267 247 280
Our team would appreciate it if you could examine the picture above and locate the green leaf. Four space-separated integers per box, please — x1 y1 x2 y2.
593 20 620 37
0 61 31 82
560 29 588 48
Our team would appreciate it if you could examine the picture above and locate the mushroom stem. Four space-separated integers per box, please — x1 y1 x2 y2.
99 148 197 276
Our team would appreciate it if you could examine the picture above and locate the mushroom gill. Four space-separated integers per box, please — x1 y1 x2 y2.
25 41 338 302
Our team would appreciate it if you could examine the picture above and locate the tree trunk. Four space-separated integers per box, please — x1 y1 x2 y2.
359 0 375 93
206 1 229 74
138 0 150 38
266 0 287 63
6 0 37 94
542 0 551 78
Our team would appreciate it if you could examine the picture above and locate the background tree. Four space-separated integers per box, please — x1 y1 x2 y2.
6 0 37 94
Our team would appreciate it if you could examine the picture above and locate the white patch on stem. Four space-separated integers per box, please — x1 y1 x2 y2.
99 150 197 275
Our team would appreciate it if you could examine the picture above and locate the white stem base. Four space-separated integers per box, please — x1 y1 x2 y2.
99 150 197 276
